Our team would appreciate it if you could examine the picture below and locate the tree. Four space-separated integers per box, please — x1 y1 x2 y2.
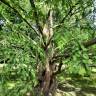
0 0 95 96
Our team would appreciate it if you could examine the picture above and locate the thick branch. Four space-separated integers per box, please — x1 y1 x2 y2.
83 38 96 48
53 37 96 61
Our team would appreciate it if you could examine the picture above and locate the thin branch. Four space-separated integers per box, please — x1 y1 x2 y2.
10 44 25 50
0 58 10 64
53 37 96 61
54 63 96 75
29 0 43 35
56 58 63 73
69 3 91 19
53 2 79 28
29 0 48 47
54 2 92 28
0 0 39 35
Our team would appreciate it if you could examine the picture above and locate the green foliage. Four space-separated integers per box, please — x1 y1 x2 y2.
0 0 95 95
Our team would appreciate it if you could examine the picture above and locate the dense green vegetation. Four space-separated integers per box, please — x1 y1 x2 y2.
0 0 96 96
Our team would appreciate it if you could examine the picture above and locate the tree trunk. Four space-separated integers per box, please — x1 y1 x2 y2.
34 9 55 96
36 69 57 96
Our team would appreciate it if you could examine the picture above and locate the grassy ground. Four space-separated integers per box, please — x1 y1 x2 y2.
0 64 96 96
56 72 96 96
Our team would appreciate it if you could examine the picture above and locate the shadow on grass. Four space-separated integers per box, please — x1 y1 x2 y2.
58 77 96 96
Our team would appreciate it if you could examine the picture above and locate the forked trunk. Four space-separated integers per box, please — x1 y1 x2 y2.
34 9 56 96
